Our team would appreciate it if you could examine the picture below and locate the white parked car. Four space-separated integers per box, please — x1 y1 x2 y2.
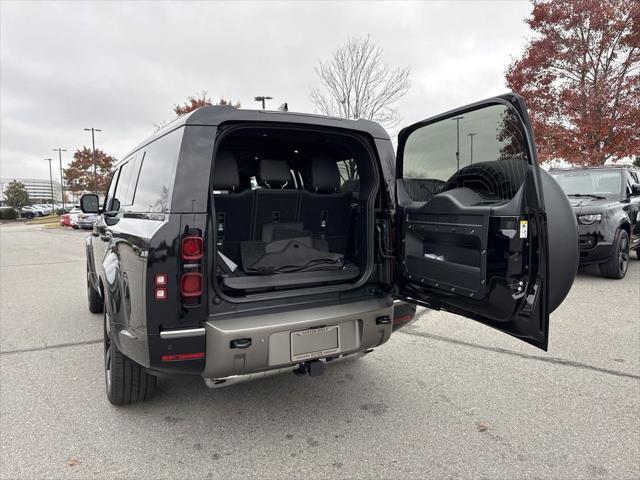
69 206 82 228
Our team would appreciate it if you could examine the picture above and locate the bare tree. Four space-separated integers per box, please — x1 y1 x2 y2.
309 36 411 129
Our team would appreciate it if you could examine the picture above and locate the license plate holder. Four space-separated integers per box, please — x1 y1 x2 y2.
290 325 340 362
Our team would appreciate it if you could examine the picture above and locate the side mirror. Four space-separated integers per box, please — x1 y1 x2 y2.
630 183 640 196
80 194 100 213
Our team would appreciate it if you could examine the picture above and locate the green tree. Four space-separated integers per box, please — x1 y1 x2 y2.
65 147 116 194
4 180 30 215
633 156 640 168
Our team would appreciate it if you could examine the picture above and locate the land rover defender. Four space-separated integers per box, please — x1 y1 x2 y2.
81 94 579 405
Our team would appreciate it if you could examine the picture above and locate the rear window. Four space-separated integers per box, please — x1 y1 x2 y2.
402 103 529 202
130 128 183 213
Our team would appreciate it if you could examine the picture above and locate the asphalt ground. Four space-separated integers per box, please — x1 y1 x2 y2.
1 223 638 479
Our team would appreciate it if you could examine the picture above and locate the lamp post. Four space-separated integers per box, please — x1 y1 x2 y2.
44 158 54 212
53 148 67 210
467 133 477 164
84 127 102 194
254 95 273 110
451 116 464 171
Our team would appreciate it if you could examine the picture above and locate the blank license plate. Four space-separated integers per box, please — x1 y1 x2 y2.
290 325 340 361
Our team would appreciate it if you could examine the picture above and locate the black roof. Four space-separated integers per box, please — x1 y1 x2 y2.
121 106 389 163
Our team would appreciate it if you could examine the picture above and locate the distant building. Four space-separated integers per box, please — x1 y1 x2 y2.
0 178 63 205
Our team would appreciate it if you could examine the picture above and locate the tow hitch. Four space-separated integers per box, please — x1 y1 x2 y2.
203 352 367 389
293 359 326 377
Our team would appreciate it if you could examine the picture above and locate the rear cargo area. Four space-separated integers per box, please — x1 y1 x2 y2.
211 125 378 297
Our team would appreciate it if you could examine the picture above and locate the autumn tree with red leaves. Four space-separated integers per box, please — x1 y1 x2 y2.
506 0 639 165
173 92 240 116
64 147 116 194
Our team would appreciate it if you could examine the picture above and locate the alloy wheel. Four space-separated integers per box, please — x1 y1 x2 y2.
619 234 629 275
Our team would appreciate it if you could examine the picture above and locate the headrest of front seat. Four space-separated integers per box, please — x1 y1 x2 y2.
308 156 340 193
213 151 240 192
259 159 291 188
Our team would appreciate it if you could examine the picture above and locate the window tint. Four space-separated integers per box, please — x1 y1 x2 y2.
131 128 183 213
104 170 119 211
113 156 138 207
402 104 528 202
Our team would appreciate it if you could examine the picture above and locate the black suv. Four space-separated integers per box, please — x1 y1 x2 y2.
81 94 579 405
550 166 640 279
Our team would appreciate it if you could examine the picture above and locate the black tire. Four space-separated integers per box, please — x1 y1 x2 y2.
87 266 103 313
635 248 640 260
104 313 157 405
599 229 630 279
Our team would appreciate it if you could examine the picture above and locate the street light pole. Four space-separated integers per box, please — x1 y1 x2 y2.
84 127 102 194
451 116 464 172
254 95 273 110
44 158 54 212
467 133 477 164
53 148 67 210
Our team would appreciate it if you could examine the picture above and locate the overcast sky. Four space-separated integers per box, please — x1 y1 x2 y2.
1 0 532 180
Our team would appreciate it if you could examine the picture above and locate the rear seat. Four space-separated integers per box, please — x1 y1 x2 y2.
299 156 352 253
213 152 254 261
254 159 300 240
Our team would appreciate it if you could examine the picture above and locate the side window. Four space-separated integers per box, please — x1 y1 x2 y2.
113 158 135 208
626 171 637 195
337 159 359 192
104 169 120 211
131 128 183 213
402 104 529 202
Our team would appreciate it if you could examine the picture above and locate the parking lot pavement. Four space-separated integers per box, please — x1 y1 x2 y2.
1 224 639 480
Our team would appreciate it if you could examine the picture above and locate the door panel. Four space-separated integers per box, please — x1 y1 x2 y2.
396 94 576 351
403 188 490 299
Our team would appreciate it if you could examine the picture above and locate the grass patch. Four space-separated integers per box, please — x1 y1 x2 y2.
26 215 60 225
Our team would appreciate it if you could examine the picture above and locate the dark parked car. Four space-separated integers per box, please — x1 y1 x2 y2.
19 207 36 219
81 94 578 405
550 166 640 279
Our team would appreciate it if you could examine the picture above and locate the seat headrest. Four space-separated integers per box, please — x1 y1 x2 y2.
259 159 291 188
308 156 340 193
213 152 240 192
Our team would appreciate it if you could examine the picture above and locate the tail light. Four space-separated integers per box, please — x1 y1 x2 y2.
182 236 203 260
174 231 204 306
181 272 202 297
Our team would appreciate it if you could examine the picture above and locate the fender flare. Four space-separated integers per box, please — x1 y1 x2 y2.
617 219 631 236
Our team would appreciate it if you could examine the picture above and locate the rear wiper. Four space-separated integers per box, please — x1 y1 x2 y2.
567 193 606 199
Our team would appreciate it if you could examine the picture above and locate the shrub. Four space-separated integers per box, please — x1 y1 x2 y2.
0 207 18 220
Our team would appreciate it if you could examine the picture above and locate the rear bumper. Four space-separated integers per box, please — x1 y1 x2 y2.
201 296 394 379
